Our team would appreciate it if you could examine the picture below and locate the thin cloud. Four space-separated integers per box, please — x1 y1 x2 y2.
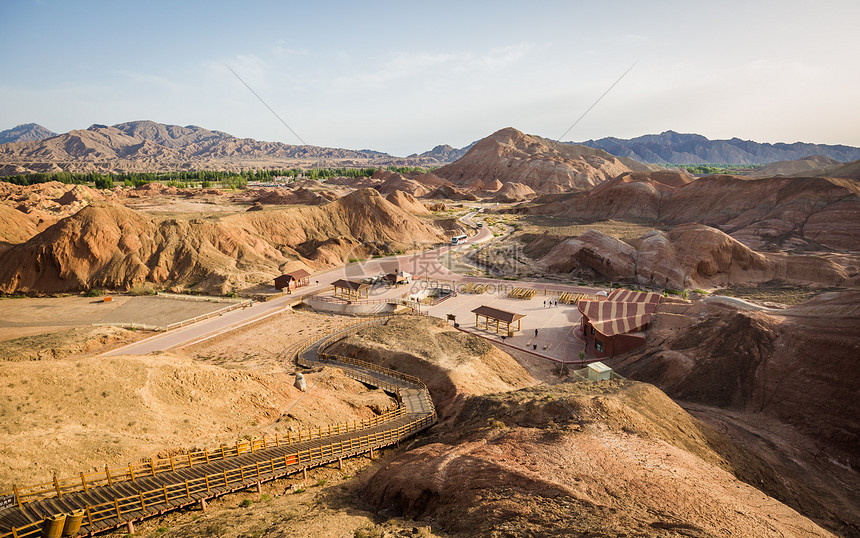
328 43 533 92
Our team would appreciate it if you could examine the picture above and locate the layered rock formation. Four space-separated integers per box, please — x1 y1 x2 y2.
533 174 860 252
610 291 860 535
434 127 656 194
0 189 444 294
539 224 850 289
490 182 536 202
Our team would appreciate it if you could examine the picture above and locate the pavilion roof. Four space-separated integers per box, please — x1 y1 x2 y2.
332 279 370 291
471 305 525 324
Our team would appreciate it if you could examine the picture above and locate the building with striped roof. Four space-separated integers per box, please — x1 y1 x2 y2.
578 289 661 358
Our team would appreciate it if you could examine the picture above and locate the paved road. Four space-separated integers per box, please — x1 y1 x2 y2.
105 215 589 357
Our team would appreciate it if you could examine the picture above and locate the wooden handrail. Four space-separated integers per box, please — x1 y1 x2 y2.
0 316 436 538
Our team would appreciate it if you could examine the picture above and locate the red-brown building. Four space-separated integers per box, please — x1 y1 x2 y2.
578 289 661 358
274 269 311 292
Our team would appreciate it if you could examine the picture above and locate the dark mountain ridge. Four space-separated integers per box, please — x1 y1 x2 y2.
0 123 57 145
577 130 860 165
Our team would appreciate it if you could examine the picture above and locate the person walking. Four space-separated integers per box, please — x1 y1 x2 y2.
534 328 539 337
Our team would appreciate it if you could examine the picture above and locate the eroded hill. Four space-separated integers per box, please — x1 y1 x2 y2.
363 381 832 537
609 291 860 535
505 172 860 289
433 127 658 194
0 188 445 295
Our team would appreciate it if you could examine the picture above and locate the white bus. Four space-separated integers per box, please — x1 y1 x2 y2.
451 234 467 245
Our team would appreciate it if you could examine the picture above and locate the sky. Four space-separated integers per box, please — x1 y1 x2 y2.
1 0 859 156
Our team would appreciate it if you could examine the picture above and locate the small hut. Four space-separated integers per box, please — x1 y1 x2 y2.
385 270 412 286
578 289 661 357
274 269 312 292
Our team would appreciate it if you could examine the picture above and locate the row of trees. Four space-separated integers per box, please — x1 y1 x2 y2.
0 164 437 189
665 163 765 175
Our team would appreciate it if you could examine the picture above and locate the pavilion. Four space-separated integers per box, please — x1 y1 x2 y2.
472 305 525 336
331 279 371 300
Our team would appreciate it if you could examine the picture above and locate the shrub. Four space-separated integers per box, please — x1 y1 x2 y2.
239 498 253 507
84 288 104 297
128 284 155 296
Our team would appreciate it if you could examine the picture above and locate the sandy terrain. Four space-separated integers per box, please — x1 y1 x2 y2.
0 353 392 489
183 309 362 374
0 326 143 360
364 382 833 537
0 295 241 338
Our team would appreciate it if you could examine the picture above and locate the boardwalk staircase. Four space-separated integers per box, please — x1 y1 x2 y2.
0 318 435 538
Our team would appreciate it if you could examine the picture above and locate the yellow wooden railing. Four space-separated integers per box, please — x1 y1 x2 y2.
0 414 434 538
0 316 436 538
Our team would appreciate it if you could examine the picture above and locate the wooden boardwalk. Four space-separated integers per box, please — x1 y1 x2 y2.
0 318 435 538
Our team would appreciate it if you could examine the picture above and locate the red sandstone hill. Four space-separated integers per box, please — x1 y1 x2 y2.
363 381 833 536
490 181 536 203
373 170 431 198
385 190 431 215
433 127 658 194
0 189 444 295
531 174 860 252
536 224 850 290
608 291 860 535
239 186 334 205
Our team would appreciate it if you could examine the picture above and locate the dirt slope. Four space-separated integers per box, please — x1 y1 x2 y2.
609 291 860 535
363 382 832 537
0 354 392 488
747 155 842 177
0 189 444 294
327 316 538 419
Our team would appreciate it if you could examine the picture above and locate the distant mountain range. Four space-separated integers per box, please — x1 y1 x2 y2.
0 123 57 145
3 121 860 177
407 142 477 162
0 120 453 176
576 131 860 165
